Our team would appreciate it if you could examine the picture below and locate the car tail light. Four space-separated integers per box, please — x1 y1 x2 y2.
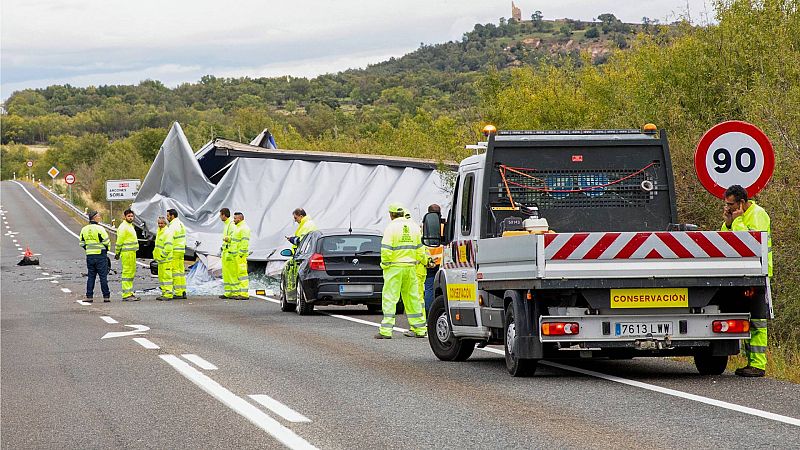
541 322 579 336
712 319 750 333
309 253 326 271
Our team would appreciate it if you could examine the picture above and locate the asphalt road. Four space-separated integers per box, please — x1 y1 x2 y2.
2 180 799 449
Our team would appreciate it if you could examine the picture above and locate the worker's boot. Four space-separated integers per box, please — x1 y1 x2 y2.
374 333 392 339
735 366 765 377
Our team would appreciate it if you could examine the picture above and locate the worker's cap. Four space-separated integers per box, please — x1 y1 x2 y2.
87 210 99 220
388 202 405 214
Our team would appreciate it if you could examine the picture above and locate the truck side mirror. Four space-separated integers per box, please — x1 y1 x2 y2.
422 212 442 247
280 248 294 257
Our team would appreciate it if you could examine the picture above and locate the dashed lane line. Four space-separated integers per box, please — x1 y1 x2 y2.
76 301 92 306
251 293 800 428
61 288 71 293
249 395 311 423
159 355 318 450
133 338 160 349
10 181 149 268
100 316 119 324
181 354 218 370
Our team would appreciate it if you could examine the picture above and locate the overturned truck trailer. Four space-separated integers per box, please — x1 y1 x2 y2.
131 122 454 274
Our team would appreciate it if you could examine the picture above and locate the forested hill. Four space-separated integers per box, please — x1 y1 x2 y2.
1 14 658 147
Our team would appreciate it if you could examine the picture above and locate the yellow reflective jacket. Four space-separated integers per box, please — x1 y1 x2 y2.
79 222 110 256
233 220 251 257
292 216 317 249
154 227 174 264
721 201 772 277
381 217 425 268
168 217 186 253
115 220 139 253
221 218 234 255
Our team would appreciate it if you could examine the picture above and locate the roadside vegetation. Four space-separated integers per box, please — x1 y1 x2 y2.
1 0 797 377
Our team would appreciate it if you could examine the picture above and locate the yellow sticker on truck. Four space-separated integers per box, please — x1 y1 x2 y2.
610 288 688 308
447 284 476 302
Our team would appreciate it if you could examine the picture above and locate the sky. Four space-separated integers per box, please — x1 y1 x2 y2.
0 0 714 100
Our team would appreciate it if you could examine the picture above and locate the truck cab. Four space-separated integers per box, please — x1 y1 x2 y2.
423 127 769 376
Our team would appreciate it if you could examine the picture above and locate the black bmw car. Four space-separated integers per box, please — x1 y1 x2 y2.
279 229 402 315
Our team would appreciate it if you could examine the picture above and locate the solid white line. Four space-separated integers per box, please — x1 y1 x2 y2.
182 354 218 370
11 181 150 268
77 301 92 305
249 394 311 423
251 294 800 428
476 346 799 427
133 337 160 349
159 355 318 450
61 288 71 293
100 316 119 324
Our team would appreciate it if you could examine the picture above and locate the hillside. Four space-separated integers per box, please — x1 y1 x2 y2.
2 2 799 365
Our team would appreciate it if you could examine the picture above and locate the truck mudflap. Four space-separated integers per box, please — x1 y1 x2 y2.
538 313 750 347
508 290 543 359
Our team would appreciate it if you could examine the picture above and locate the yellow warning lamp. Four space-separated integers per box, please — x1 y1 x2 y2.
643 123 658 134
482 124 497 136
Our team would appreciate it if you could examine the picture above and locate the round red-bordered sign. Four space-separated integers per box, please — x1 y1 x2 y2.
64 173 76 185
694 120 774 199
26 160 33 168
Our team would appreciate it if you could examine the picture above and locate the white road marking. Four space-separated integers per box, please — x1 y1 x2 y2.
12 239 17 242
77 301 92 305
41 272 49 275
479 346 799 427
133 337 160 349
100 316 119 324
182 354 218 370
249 395 311 423
50 280 58 284
101 324 150 339
160 355 318 450
10 181 148 268
61 288 71 293
35 276 58 281
253 294 800 428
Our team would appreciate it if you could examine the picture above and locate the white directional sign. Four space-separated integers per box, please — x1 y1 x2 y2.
64 173 76 185
694 121 775 199
47 166 60 179
106 179 141 201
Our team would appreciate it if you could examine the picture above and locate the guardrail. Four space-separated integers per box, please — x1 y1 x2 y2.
36 182 117 235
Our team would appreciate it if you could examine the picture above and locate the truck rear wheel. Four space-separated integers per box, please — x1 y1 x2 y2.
693 352 728 375
504 307 537 377
428 295 475 361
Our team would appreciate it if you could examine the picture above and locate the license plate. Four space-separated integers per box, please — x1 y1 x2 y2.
340 285 373 294
615 322 672 337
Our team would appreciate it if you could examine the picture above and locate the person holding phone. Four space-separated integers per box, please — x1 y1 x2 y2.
721 184 773 377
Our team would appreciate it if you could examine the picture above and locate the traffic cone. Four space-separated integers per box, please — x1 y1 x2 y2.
18 245 39 266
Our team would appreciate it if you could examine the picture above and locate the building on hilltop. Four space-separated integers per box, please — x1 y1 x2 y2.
511 2 521 21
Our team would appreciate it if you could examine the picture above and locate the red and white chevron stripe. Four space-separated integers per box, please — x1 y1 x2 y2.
544 231 763 260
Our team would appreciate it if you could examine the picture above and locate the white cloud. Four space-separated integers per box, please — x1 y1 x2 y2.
1 0 713 100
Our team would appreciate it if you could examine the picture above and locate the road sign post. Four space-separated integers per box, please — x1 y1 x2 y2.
65 173 76 204
105 179 141 220
694 120 775 199
47 166 60 191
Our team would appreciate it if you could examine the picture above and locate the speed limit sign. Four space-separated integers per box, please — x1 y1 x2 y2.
26 160 33 168
65 173 76 185
694 120 774 199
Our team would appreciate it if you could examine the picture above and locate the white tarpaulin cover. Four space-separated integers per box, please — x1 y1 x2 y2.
132 123 452 262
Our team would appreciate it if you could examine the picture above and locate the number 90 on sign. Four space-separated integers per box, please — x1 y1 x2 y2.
694 121 774 199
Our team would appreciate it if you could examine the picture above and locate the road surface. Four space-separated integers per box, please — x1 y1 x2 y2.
2 180 798 449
